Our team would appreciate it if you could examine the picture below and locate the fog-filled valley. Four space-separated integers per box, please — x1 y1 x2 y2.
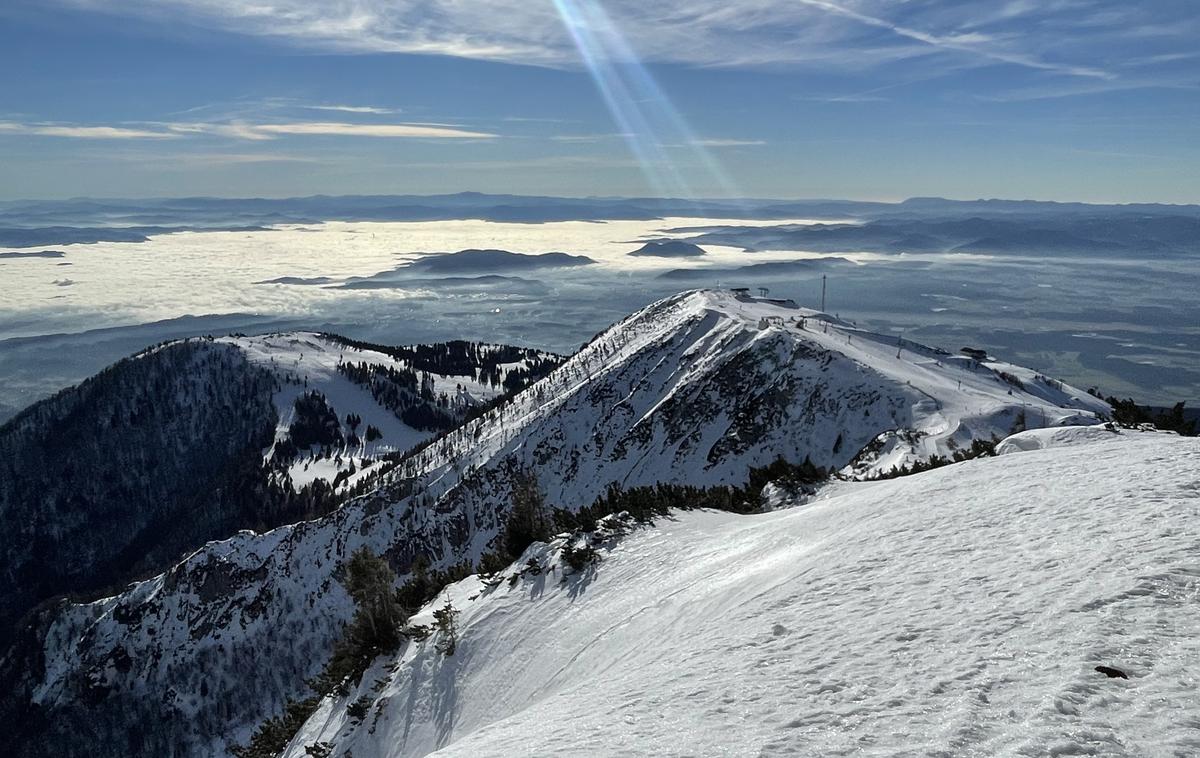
3 194 1199 423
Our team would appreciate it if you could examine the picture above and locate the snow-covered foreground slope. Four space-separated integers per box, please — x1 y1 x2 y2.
9 290 1112 757
292 431 1200 758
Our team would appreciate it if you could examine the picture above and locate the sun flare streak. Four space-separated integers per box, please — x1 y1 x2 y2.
551 0 745 201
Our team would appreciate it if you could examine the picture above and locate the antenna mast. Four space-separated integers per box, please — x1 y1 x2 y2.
820 275 827 312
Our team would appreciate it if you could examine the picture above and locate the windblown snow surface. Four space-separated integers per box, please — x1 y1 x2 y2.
289 429 1200 758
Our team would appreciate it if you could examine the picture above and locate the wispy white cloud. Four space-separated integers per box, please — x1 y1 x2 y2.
0 121 181 139
503 116 575 123
394 155 646 171
304 104 398 114
1 119 496 141
248 122 495 138
174 151 325 164
550 132 631 143
797 93 890 103
164 121 274 140
690 138 766 147
50 0 1185 82
977 78 1199 102
87 148 325 165
789 0 1112 79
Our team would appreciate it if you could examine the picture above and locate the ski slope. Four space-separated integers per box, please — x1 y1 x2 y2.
289 430 1200 757
218 332 551 490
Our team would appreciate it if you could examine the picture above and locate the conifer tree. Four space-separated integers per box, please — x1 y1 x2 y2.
503 469 551 560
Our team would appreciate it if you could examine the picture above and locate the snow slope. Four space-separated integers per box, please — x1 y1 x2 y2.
289 430 1200 758
228 332 432 463
16 289 1113 757
219 332 555 491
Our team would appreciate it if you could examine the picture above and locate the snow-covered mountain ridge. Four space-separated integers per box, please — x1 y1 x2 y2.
391 288 1106 493
4 289 1113 757
286 429 1200 757
0 333 558 720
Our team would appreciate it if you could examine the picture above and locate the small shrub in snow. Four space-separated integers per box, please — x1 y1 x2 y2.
237 548 414 755
1088 389 1198 436
996 370 1025 390
347 695 372 724
395 555 473 615
868 438 997 481
404 623 432 642
433 600 460 656
561 542 598 572
476 550 511 577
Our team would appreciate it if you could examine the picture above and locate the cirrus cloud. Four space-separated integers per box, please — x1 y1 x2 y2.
43 0 1200 84
0 122 182 139
304 104 400 114
250 122 495 138
0 119 496 141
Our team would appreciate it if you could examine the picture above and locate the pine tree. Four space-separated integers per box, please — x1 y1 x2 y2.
502 469 551 560
309 547 407 696
342 547 406 651
433 599 460 656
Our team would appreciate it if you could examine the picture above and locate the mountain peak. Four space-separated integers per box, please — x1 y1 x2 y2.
603 287 1107 474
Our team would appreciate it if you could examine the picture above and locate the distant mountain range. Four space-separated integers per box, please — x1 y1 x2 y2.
658 256 853 280
673 214 1200 258
2 193 1198 248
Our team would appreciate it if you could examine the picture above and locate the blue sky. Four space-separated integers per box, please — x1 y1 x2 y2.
2 0 1198 202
